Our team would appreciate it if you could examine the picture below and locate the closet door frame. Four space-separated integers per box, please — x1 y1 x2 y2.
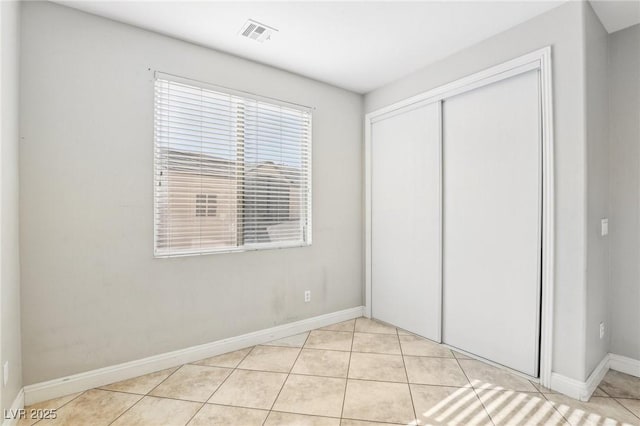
364 46 554 388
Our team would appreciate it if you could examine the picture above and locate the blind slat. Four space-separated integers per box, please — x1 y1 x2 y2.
154 75 312 257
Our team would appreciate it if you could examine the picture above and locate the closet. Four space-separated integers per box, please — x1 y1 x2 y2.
367 51 550 378
371 102 441 341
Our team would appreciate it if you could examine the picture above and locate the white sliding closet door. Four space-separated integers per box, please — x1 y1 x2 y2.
442 70 541 376
371 102 441 340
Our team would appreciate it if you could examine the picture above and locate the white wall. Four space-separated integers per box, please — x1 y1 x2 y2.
19 1 363 385
608 23 640 361
365 1 589 381
584 1 611 376
1 0 23 413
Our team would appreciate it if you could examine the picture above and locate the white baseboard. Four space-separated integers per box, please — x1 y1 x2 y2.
550 353 609 401
550 372 583 400
609 353 640 378
2 388 24 426
549 352 640 401
583 354 611 399
24 306 364 405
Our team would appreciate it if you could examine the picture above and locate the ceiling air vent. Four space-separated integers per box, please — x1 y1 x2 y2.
239 19 278 43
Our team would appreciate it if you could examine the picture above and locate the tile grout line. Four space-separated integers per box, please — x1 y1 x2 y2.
451 353 497 426
269 410 342 420
184 348 255 426
211 345 255 400
356 330 412 337
471 384 551 425
609 395 640 401
480 387 546 425
105 393 144 425
99 388 208 405
611 397 640 421
144 364 184 397
108 347 252 426
396 326 419 425
403 353 458 360
261 332 310 426
458 374 552 424
105 365 187 426
340 416 406 425
26 390 87 426
339 318 357 420
96 367 496 400
189 345 254 369
534 383 574 425
182 402 206 426
597 386 611 397
315 327 396 336
340 417 406 426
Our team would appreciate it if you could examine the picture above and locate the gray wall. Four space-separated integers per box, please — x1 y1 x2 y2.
365 1 589 381
608 23 640 361
584 1 611 376
1 0 23 412
20 1 363 385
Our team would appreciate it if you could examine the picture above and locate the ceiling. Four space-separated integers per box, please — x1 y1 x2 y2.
54 1 568 93
54 1 638 94
590 0 640 33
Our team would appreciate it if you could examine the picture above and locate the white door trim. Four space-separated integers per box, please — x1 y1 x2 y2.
364 46 555 388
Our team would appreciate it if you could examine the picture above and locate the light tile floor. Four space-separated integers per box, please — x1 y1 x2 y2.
15 318 640 425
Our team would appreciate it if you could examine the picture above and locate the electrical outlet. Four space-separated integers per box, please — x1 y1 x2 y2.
3 361 8 387
600 322 605 339
304 290 311 303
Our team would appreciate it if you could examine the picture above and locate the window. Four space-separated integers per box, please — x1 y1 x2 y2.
154 73 312 256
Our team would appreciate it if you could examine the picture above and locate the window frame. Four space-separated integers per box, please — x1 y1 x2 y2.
153 72 313 257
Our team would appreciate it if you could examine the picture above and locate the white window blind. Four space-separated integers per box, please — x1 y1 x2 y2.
154 73 312 256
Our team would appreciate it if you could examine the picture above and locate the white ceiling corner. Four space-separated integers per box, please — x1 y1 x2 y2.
590 0 640 33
